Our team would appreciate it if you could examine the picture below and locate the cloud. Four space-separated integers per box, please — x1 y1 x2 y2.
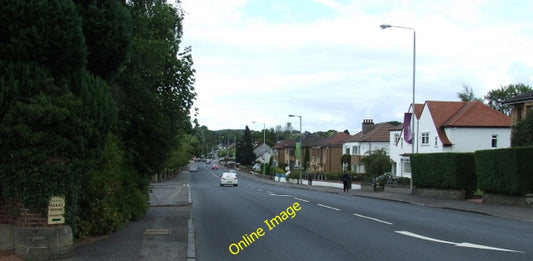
181 0 533 132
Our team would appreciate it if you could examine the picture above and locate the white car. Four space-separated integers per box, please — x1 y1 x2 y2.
190 165 198 172
220 172 238 187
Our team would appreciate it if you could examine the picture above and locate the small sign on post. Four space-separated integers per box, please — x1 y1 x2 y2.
48 196 65 225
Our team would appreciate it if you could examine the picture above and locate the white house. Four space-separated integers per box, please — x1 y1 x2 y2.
390 100 511 178
253 143 272 164
343 119 396 173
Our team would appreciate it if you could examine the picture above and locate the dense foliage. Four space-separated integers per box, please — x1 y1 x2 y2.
0 0 196 238
475 147 533 195
361 149 391 179
410 153 477 196
511 112 533 147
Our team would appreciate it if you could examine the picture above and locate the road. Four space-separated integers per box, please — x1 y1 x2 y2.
190 163 533 261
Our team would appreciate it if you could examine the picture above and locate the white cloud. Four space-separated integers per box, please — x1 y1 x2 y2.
181 0 533 132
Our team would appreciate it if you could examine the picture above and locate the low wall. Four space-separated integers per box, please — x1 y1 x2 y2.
483 193 533 207
415 188 466 200
384 185 411 194
0 224 13 250
14 225 73 261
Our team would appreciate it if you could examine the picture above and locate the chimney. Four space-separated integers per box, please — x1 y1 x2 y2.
362 119 374 134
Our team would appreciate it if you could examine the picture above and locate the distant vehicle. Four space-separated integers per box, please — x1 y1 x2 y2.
220 172 238 187
252 164 261 171
206 159 211 164
190 165 198 172
211 164 218 170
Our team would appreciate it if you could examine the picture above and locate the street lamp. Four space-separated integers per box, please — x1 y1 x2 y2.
380 23 416 194
252 121 267 177
288 114 302 184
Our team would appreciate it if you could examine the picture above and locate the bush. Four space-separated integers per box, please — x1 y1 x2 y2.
476 147 533 195
411 152 476 196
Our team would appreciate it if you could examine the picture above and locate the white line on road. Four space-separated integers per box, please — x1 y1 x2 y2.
353 213 393 225
395 231 525 253
317 204 340 211
293 197 309 203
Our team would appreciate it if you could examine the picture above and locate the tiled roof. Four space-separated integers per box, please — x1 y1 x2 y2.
425 101 511 146
321 132 351 147
272 139 294 149
302 135 325 147
345 122 396 142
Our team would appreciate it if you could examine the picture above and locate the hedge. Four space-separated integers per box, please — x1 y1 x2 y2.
410 152 476 196
475 146 533 195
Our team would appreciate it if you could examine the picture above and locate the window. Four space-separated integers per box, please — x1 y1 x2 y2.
352 146 359 155
421 132 430 145
434 136 438 147
491 135 498 148
394 133 400 144
345 147 350 155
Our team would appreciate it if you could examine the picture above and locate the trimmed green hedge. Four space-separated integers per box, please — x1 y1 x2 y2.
411 153 476 196
475 146 533 195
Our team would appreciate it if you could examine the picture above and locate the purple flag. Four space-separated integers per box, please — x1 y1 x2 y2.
403 112 412 144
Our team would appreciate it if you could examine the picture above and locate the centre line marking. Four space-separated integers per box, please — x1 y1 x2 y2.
293 197 309 203
317 204 340 211
353 213 393 225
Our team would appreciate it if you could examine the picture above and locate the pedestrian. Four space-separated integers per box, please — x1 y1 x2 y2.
342 171 350 192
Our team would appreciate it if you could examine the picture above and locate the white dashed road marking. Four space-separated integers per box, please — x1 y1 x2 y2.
353 213 393 225
317 204 341 211
396 231 525 253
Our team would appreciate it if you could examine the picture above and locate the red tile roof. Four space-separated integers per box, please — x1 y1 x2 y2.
425 101 511 146
346 122 396 142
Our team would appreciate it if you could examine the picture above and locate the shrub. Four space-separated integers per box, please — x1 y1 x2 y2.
476 147 533 195
411 152 476 196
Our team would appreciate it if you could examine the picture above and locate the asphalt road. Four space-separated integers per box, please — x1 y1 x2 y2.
191 164 533 261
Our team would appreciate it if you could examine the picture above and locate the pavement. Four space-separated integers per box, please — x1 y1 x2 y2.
65 171 194 261
66 167 533 261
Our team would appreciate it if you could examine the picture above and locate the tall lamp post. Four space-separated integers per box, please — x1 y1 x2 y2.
288 114 302 184
380 24 416 194
252 121 266 177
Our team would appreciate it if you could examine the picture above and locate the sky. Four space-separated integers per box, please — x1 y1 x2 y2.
179 0 533 133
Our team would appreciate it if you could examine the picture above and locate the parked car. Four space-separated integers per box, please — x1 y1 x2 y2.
220 172 238 187
211 164 218 170
252 164 261 171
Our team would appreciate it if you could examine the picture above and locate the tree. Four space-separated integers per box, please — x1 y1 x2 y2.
303 147 310 171
511 113 533 147
113 0 196 179
457 84 482 102
237 126 255 165
75 0 133 81
485 83 532 115
361 149 391 178
341 154 351 172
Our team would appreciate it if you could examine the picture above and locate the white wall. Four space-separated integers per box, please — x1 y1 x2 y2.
443 127 511 152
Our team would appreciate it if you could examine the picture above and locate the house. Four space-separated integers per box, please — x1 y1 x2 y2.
301 135 326 173
390 100 512 178
253 143 272 164
502 90 533 125
343 119 397 173
271 139 295 168
319 132 351 173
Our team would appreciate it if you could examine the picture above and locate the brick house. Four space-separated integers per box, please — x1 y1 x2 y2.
502 90 533 125
319 132 351 173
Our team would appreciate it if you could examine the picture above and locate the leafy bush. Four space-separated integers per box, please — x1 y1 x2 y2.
411 152 476 196
476 147 533 195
